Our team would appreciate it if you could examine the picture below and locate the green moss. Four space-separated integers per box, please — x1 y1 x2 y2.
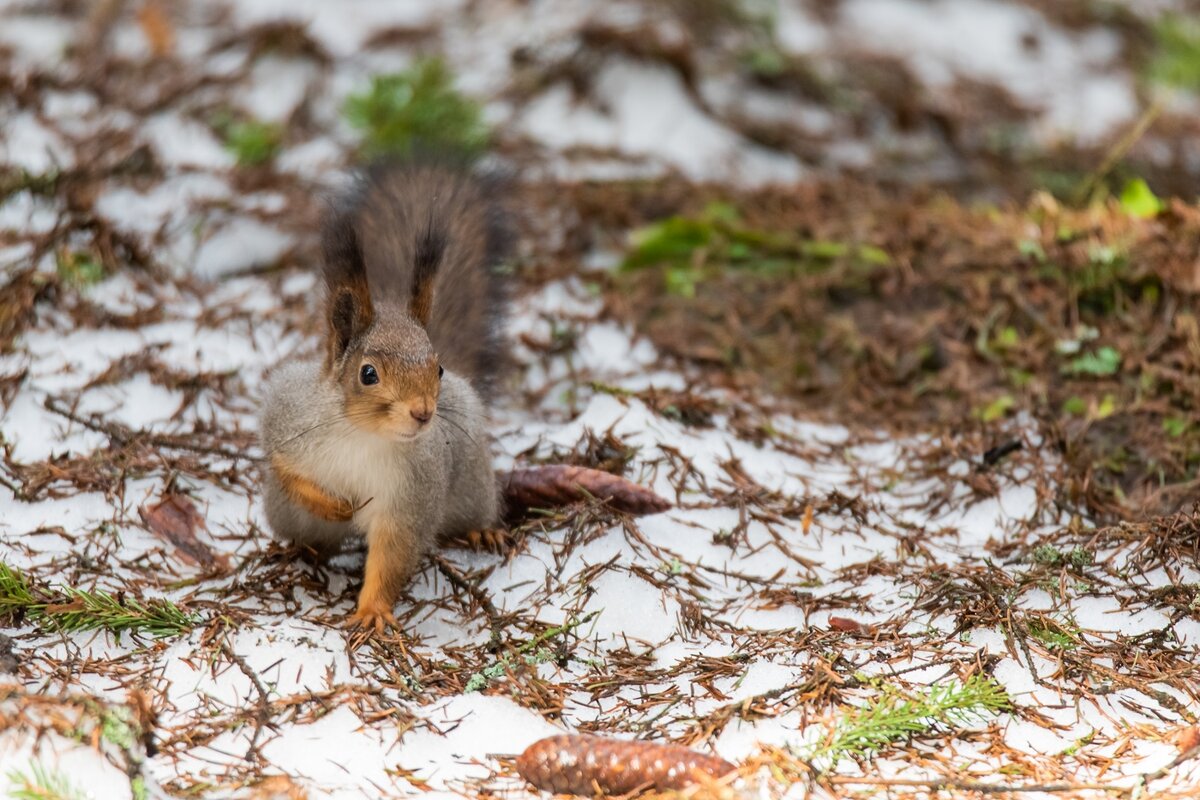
100 707 139 750
343 58 489 158
1066 346 1121 377
222 119 283 166
623 203 890 290
56 250 104 288
1027 620 1079 651
1031 546 1093 569
976 394 1016 423
1148 16 1200 91
1164 417 1190 438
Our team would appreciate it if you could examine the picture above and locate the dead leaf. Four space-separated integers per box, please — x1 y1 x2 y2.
828 616 875 634
43 599 86 615
801 503 814 534
503 465 671 518
1176 726 1200 754
827 616 861 632
251 775 308 800
139 493 229 571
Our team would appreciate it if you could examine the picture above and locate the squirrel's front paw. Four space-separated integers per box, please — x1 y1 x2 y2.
322 495 357 522
348 602 399 634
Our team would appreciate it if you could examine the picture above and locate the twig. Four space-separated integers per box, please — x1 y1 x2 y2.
219 640 273 762
432 555 505 644
1072 99 1163 205
1134 738 1200 789
44 395 260 462
0 470 26 500
828 777 1121 794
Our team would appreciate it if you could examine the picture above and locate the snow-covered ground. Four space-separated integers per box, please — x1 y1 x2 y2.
3 1 1200 798
3 266 1198 798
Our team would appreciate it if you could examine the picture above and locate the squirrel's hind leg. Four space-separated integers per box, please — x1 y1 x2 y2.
350 516 422 633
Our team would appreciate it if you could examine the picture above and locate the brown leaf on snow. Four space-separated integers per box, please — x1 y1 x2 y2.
828 616 875 634
250 775 308 800
139 493 229 571
42 599 87 615
1176 725 1200 754
503 465 671 518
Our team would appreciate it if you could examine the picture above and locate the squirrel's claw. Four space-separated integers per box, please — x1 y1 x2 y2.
348 604 399 635
443 527 516 555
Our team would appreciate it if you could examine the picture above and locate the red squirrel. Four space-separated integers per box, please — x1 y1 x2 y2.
259 158 509 632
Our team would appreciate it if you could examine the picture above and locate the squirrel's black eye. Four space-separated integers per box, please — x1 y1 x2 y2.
360 364 379 386
438 365 444 379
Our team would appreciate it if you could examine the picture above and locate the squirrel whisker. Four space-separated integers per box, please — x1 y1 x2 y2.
434 409 479 447
272 408 381 449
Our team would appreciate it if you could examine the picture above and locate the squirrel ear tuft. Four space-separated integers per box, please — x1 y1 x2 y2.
328 286 373 360
410 221 446 327
322 207 374 363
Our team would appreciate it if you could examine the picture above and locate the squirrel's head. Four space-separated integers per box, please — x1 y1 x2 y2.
322 213 444 442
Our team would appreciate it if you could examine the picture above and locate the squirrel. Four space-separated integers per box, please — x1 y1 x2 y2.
259 158 510 633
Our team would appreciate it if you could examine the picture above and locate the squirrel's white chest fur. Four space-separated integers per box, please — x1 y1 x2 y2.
297 427 413 524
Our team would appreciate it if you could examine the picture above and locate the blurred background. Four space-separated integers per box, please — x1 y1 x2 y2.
6 1 1200 220
4 0 1200 520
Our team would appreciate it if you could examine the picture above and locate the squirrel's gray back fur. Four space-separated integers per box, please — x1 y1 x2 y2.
324 157 511 399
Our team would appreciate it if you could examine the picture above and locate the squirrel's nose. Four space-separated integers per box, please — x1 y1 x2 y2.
411 407 432 425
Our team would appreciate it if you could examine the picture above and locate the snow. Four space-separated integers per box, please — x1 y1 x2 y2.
256 708 397 794
2 0 1197 797
142 114 237 171
520 59 805 186
397 694 562 786
231 0 468 57
0 192 60 235
235 56 318 124
277 137 346 179
582 566 682 648
96 174 232 238
776 3 827 56
192 218 293 278
840 0 1139 144
0 14 73 71
0 112 73 173
0 729 135 800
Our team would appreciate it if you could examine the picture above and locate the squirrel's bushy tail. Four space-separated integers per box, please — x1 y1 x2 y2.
321 156 512 400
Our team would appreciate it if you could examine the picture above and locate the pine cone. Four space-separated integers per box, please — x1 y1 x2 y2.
503 466 671 518
516 734 734 795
